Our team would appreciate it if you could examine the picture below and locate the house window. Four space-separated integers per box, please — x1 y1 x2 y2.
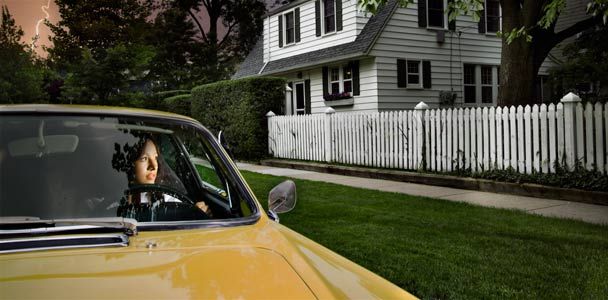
343 65 352 93
323 0 336 34
464 64 476 103
407 60 421 88
330 67 340 94
427 0 445 28
295 82 306 115
324 63 356 100
463 64 499 105
481 66 493 103
285 11 295 45
485 0 500 33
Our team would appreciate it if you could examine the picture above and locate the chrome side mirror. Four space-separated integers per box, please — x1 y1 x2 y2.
267 180 297 223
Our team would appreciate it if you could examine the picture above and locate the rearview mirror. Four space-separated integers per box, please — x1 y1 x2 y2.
268 180 297 222
8 135 79 157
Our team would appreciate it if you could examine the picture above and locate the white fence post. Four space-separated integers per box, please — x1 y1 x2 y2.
560 92 581 170
324 107 335 162
266 111 276 156
415 101 429 169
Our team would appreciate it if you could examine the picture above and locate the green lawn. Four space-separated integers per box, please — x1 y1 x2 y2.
241 170 608 300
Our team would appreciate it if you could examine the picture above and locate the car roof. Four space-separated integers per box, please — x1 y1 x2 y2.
0 104 197 123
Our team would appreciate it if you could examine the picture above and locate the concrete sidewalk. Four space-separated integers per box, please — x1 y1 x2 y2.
237 162 608 225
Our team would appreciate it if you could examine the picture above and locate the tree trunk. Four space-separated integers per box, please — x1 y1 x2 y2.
498 38 537 106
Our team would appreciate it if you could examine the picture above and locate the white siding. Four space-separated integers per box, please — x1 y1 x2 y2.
369 1 559 110
266 0 370 62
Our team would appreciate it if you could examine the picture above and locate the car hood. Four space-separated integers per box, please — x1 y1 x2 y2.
0 219 415 299
0 246 315 299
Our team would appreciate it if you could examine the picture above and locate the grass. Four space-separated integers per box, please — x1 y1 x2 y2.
241 170 608 300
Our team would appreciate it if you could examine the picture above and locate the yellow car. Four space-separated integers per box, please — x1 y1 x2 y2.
0 105 415 299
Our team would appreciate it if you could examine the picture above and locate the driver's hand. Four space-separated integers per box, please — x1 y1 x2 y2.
195 201 212 217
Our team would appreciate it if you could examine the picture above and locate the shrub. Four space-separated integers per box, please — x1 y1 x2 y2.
190 77 285 161
163 94 191 116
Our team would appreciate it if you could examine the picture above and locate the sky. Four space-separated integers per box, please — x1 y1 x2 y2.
2 0 58 56
2 0 277 57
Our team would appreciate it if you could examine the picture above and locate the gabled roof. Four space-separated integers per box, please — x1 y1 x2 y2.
233 0 398 78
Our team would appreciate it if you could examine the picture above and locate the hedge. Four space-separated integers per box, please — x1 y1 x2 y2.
163 94 191 116
191 77 285 161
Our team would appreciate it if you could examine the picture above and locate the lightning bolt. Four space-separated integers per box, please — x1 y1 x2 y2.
31 0 51 49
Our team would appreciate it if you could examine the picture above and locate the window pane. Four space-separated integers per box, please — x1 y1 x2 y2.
464 64 475 84
481 66 492 84
324 0 335 33
285 12 295 44
343 66 352 80
343 80 352 93
428 0 444 27
330 67 339 81
331 82 340 94
408 75 420 85
486 0 500 32
407 61 419 74
464 86 476 103
482 86 493 103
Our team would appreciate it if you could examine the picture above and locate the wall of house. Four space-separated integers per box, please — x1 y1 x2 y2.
369 2 560 110
278 57 380 114
263 0 371 63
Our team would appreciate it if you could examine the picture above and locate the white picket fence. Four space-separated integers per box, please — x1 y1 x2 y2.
267 93 608 174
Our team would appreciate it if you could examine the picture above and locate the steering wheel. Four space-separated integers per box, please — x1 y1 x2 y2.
118 184 209 222
126 184 195 204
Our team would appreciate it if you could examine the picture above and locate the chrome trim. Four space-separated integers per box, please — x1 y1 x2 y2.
0 234 129 254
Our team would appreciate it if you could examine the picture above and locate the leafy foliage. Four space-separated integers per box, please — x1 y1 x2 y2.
163 94 192 116
0 6 45 104
549 26 608 101
47 0 156 104
190 77 285 160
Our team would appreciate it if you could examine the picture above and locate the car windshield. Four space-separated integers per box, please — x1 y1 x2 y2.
0 115 254 223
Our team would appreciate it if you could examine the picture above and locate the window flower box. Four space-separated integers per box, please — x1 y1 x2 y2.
323 92 352 101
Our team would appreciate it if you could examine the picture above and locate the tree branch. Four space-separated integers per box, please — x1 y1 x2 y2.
188 9 208 43
217 21 237 49
553 16 602 46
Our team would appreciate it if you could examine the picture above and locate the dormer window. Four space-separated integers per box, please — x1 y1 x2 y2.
285 11 295 44
323 0 336 34
315 0 342 37
277 8 300 47
427 0 445 28
419 0 455 30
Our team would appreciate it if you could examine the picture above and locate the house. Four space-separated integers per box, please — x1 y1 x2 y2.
233 0 560 114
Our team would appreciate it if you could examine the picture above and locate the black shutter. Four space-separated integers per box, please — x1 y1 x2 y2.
278 15 283 47
322 66 329 97
352 60 360 96
418 0 427 28
397 59 407 87
423 61 432 89
336 0 343 31
295 8 301 42
305 79 311 114
448 0 456 31
478 9 486 33
315 0 321 36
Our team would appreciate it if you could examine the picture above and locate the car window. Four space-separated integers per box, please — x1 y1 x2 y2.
0 115 254 223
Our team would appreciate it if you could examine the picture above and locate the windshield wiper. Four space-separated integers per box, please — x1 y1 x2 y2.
0 217 137 236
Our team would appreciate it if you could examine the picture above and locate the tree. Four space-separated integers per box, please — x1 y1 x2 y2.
47 0 156 104
170 0 266 81
549 25 608 101
149 7 206 90
0 6 45 103
359 0 608 106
